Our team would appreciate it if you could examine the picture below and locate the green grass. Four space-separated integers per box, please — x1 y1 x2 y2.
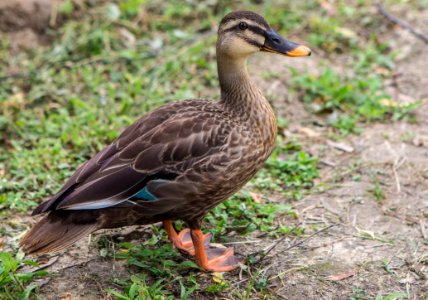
371 181 386 202
0 0 421 299
0 252 48 300
287 2 420 136
253 140 319 199
104 221 296 299
206 192 303 238
290 55 419 136
349 287 408 300
107 242 201 299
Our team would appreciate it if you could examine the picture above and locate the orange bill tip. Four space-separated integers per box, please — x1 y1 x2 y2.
285 45 311 57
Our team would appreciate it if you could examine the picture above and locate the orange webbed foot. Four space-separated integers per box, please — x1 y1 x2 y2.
191 229 242 272
201 246 242 272
163 220 242 272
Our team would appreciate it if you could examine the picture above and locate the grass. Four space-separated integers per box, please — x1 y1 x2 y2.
349 287 408 300
371 181 386 202
0 252 47 300
0 0 422 299
105 230 289 299
107 243 201 299
288 1 420 136
206 192 302 238
290 50 419 136
253 140 319 199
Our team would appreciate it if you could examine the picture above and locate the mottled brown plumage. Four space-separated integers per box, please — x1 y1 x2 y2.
21 11 311 271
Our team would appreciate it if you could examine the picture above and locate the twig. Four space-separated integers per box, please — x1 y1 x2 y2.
410 266 427 280
223 240 261 245
392 167 401 193
251 224 335 265
420 218 427 239
281 224 335 253
376 3 428 44
22 256 59 273
270 265 309 280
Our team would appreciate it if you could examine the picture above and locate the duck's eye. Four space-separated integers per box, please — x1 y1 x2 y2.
238 22 248 30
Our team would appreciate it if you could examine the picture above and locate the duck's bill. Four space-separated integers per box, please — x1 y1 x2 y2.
262 30 311 57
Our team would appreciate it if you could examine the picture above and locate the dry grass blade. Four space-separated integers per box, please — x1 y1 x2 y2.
327 271 356 281
250 224 335 265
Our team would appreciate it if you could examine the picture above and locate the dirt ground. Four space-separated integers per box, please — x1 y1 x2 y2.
0 0 54 49
246 8 428 298
2 2 428 300
250 7 428 298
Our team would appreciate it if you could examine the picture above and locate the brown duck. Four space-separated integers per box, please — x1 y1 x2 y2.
21 11 311 272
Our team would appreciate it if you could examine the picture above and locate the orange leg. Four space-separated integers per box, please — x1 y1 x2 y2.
163 220 241 272
190 229 241 272
162 220 210 255
163 220 194 253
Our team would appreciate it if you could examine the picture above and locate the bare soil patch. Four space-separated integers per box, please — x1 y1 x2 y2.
0 0 53 49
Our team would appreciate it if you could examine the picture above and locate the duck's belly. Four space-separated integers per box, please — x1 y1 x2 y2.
164 145 273 221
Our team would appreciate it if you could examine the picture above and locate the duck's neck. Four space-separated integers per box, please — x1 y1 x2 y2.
217 55 256 109
217 53 277 146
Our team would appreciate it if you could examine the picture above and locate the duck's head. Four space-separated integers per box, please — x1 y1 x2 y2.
217 11 311 59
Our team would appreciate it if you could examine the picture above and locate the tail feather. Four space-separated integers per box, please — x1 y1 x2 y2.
20 211 99 255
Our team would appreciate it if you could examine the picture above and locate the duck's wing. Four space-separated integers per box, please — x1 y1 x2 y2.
32 100 233 216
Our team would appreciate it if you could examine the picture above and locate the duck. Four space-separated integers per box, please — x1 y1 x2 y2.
20 11 311 272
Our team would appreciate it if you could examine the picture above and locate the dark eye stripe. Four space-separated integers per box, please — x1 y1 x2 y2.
243 37 263 48
222 23 266 48
224 23 267 37
247 24 266 36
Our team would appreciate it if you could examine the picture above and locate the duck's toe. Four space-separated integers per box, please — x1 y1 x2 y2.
202 246 242 272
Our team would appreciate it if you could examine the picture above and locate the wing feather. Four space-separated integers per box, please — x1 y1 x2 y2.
32 100 233 215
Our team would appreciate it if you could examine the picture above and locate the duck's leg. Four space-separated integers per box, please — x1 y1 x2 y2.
162 220 210 255
164 220 241 271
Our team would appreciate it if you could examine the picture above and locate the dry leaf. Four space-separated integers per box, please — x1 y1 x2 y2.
3 92 25 115
318 0 337 14
47 102 61 109
335 27 358 39
327 271 355 281
359 229 376 239
298 127 321 138
379 98 399 107
249 192 263 203
412 137 425 147
61 293 71 300
212 272 225 284
380 95 417 108
118 28 136 46
327 140 354 153
374 66 390 76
